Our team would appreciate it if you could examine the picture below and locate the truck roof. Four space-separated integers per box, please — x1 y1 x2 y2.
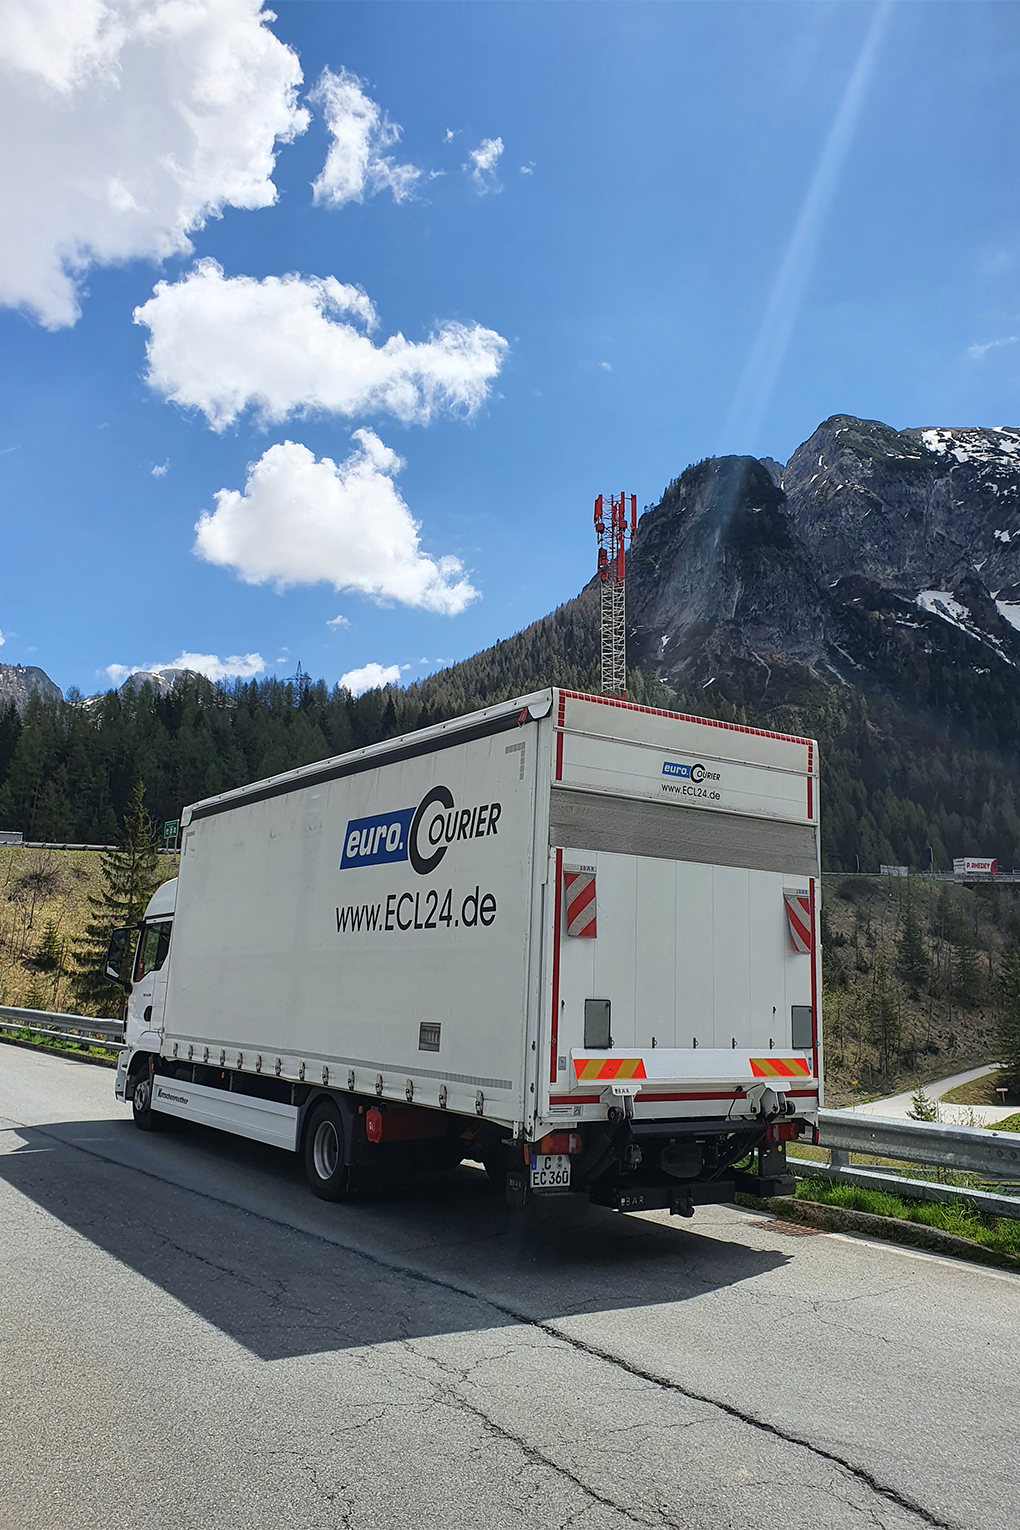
181 687 817 827
144 877 177 920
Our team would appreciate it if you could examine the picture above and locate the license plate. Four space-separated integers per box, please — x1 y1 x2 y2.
530 1152 571 1189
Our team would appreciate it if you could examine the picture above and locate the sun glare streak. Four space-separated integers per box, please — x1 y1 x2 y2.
719 1 892 456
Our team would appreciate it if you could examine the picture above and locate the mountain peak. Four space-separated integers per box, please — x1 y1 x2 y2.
0 663 63 710
632 412 1020 708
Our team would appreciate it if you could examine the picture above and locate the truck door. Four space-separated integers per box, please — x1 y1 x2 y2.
130 919 173 1036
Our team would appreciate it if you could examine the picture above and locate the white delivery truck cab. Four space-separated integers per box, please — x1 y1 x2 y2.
112 688 822 1217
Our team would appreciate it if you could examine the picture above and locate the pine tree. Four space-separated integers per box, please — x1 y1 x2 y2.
24 972 49 1012
951 930 982 1008
70 782 162 1014
995 945 1020 1097
896 899 929 994
33 918 63 972
908 1087 939 1122
867 955 901 1077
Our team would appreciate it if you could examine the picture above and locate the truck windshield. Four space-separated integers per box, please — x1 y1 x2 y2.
134 920 172 981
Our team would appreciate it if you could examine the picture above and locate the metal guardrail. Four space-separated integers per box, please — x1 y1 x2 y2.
0 1005 125 1051
2 843 178 854
817 1107 1020 1180
789 1160 1020 1218
788 1107 1020 1221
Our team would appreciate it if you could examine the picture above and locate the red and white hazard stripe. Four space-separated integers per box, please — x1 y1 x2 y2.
564 867 597 938
784 891 812 953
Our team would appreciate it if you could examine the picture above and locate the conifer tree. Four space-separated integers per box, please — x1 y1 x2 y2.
995 944 1020 1096
896 899 929 995
70 782 162 1014
952 931 982 1009
33 918 63 972
867 955 901 1077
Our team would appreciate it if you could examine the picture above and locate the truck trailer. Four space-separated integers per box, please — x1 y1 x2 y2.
111 688 822 1216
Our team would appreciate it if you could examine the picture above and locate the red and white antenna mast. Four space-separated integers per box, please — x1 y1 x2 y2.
594 492 636 699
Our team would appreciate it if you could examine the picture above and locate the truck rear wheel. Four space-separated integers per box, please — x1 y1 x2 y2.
303 1099 350 1200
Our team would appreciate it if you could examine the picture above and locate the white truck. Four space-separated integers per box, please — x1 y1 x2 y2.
110 688 822 1217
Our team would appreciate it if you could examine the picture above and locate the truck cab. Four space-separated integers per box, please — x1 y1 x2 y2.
113 878 176 1103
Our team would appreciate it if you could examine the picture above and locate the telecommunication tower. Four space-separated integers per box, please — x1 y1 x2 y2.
594 492 636 699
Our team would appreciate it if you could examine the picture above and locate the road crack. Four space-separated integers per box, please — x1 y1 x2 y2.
16 1118 961 1529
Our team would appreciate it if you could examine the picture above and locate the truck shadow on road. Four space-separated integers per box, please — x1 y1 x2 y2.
0 1117 791 1362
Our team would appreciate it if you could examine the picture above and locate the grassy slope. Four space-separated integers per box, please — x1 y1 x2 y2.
0 847 178 1013
820 873 1010 1106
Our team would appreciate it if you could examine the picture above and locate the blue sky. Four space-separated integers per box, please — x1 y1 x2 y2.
2 0 1019 697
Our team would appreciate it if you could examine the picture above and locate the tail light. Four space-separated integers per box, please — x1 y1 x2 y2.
764 1122 800 1144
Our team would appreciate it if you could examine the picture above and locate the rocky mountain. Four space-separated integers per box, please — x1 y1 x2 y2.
77 667 202 709
117 667 197 696
0 663 62 710
629 416 1020 756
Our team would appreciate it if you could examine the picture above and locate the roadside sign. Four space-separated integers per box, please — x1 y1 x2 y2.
164 820 179 841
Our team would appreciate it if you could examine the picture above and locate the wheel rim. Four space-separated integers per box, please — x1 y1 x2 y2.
312 1119 340 1181
134 1078 150 1115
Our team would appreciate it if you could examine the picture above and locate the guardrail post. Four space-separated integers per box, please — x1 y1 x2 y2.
830 1148 850 1168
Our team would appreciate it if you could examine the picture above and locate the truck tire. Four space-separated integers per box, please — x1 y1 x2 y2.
130 1065 165 1132
303 1099 350 1200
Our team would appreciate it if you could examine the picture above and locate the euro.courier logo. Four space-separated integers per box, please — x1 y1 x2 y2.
663 760 708 782
341 786 502 875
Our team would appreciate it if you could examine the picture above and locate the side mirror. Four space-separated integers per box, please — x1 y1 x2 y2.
105 926 137 989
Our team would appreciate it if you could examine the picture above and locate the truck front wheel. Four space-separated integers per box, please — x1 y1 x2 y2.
303 1099 350 1200
130 1065 165 1132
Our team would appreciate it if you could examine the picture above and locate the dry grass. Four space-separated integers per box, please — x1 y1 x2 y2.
0 848 104 1011
942 1071 1017 1107
0 847 177 1012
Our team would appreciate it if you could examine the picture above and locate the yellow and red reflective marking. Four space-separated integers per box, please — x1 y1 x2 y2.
572 1056 648 1082
749 1056 812 1079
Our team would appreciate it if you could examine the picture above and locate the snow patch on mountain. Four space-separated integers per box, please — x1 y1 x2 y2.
920 426 1020 466
917 590 971 628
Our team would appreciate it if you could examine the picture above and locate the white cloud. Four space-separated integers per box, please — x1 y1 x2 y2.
520 163 534 175
310 67 419 208
0 629 5 648
599 361 612 372
0 0 308 329
326 614 350 629
444 128 457 143
465 136 503 194
194 432 479 616
105 651 265 685
134 259 508 430
151 461 169 477
339 661 401 696
968 336 1019 360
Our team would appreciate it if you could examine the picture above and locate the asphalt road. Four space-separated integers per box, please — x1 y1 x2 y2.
1 1045 1017 1530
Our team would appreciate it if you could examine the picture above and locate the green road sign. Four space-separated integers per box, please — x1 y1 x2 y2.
164 820 179 840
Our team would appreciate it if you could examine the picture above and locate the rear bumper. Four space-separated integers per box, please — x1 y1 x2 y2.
589 1179 738 1214
507 1173 747 1217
